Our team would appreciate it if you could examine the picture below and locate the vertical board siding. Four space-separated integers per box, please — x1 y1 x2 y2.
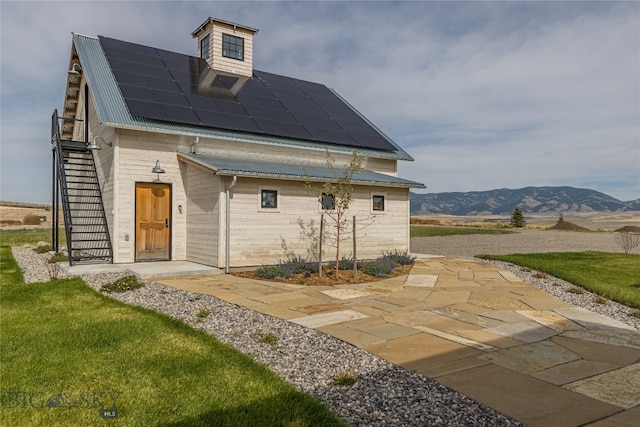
185 164 221 266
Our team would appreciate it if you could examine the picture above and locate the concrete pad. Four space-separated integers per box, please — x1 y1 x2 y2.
564 363 640 409
437 364 622 427
584 404 640 427
289 309 368 328
414 326 495 351
403 274 438 287
554 307 637 331
479 340 580 374
316 323 385 347
532 360 621 385
364 332 481 371
485 322 559 343
560 330 640 350
321 288 371 300
517 310 584 331
551 336 640 365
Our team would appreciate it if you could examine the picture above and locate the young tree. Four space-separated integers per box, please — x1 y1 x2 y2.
306 149 363 280
510 207 527 228
615 231 640 254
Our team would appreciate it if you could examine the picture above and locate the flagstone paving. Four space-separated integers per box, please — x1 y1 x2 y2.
158 257 640 427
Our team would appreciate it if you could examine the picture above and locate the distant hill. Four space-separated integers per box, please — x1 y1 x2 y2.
410 186 640 215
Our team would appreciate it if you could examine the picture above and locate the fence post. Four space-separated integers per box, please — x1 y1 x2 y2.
353 215 357 283
318 213 324 278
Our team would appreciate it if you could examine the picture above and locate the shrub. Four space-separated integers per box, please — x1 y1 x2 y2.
363 256 397 277
22 214 43 225
34 244 51 254
255 265 289 280
382 249 416 266
330 372 357 386
48 252 68 263
338 256 357 270
100 275 145 293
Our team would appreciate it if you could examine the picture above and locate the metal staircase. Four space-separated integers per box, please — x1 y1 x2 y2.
52 110 112 265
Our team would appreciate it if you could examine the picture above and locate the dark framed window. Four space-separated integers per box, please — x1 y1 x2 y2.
200 34 210 59
321 193 335 210
372 195 385 211
261 190 277 209
222 33 244 61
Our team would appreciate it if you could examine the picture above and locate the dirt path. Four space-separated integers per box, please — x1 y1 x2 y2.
410 229 639 257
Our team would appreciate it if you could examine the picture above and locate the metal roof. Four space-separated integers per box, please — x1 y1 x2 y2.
177 152 426 188
71 33 416 162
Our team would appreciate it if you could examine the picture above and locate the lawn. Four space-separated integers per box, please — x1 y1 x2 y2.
0 227 65 246
410 225 515 238
0 246 344 426
489 252 640 308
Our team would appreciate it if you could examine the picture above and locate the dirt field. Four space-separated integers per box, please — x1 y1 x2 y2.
0 206 62 227
411 229 640 257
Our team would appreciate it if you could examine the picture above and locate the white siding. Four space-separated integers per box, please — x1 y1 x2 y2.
185 163 221 266
224 178 410 267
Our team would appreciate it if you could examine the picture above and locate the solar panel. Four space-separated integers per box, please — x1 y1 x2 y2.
99 36 397 151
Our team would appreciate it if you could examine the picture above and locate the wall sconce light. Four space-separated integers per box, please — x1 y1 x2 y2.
152 160 166 174
68 63 82 76
178 205 183 214
87 136 112 150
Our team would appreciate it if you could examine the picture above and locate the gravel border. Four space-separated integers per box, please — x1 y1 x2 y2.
11 246 525 426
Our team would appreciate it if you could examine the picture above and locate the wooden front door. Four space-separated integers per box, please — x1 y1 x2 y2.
135 183 171 261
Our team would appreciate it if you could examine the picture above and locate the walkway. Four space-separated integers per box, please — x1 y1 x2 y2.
154 258 638 426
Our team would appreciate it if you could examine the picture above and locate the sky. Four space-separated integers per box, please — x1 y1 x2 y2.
1 0 639 204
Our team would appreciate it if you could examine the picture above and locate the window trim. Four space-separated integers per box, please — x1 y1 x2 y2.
371 193 386 214
321 193 335 211
259 188 279 212
222 33 244 61
200 34 210 59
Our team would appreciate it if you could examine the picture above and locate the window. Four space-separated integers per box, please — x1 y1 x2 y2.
261 189 277 209
200 34 210 59
222 33 244 61
372 195 385 212
321 193 335 210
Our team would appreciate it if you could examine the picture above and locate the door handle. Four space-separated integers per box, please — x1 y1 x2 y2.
165 218 169 228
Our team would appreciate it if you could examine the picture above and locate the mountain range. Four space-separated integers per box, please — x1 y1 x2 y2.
410 186 640 215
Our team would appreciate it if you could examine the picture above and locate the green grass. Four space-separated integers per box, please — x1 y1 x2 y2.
488 252 640 308
0 246 344 426
410 225 515 238
0 228 65 247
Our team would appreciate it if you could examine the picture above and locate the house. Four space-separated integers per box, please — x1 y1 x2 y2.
52 17 424 269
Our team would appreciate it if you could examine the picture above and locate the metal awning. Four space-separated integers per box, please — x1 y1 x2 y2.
177 152 425 188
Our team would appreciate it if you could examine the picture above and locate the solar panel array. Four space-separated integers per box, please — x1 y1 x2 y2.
99 36 396 151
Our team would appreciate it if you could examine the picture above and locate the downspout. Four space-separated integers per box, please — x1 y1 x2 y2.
225 176 237 273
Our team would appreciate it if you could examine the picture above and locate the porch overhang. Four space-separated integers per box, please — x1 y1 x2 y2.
177 152 425 189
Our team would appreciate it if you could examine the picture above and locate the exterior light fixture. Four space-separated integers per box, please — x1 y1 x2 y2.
68 63 82 75
152 160 166 174
88 136 112 150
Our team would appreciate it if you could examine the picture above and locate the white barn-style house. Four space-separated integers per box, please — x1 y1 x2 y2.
51 17 424 269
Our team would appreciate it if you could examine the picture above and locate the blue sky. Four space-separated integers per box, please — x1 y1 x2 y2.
1 1 639 204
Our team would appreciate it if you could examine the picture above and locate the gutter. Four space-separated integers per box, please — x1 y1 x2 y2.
225 176 237 273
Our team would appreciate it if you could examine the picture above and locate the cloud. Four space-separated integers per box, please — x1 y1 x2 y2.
1 1 638 204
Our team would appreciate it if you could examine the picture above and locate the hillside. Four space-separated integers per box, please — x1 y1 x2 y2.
410 186 640 215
